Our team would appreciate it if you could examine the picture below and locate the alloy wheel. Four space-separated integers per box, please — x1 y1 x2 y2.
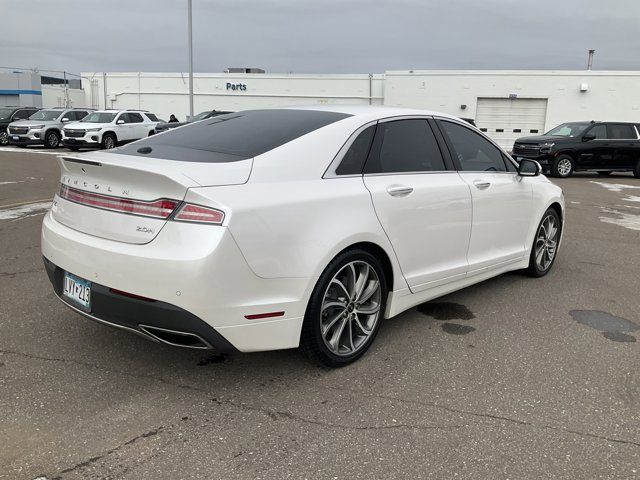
47 132 59 148
557 158 572 176
534 214 559 271
104 136 115 149
0 131 8 145
320 260 382 357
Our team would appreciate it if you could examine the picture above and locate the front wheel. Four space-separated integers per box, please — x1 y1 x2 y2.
526 208 561 277
44 131 60 148
102 134 116 149
0 131 8 146
300 249 387 367
551 155 574 178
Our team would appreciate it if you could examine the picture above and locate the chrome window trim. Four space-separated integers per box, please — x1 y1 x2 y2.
323 120 378 179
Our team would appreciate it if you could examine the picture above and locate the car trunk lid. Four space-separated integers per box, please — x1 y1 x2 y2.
52 151 251 244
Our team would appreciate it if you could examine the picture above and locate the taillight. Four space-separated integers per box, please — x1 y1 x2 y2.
173 203 225 225
59 184 179 219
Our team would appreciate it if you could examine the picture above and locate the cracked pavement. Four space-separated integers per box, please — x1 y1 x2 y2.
1 150 639 479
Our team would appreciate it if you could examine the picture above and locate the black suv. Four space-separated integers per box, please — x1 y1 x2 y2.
513 121 640 178
0 106 41 145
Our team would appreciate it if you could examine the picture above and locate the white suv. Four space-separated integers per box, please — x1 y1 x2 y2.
62 110 160 150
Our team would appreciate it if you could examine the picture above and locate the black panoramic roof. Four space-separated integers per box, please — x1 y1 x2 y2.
117 109 352 163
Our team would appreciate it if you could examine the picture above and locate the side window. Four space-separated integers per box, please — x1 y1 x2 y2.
364 119 446 174
503 153 518 172
117 113 130 124
128 113 144 123
607 124 636 139
13 109 30 120
75 111 88 120
336 125 376 175
63 111 76 121
589 125 607 139
145 113 159 122
439 120 507 172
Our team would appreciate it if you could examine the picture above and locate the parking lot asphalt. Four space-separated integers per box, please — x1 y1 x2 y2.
1 148 639 479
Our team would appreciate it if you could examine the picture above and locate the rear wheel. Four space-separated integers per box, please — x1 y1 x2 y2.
526 208 561 277
102 133 116 149
300 249 387 367
551 155 574 178
44 130 60 148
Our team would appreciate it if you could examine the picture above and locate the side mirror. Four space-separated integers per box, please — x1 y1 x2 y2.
518 158 541 177
116 119 125 125
582 133 596 142
61 117 70 123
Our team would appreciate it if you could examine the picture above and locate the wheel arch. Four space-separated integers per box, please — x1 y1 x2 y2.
333 241 395 292
102 130 117 141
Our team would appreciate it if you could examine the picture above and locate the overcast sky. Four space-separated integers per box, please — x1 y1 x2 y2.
2 0 640 76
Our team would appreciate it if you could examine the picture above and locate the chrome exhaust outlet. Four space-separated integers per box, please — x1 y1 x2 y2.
138 324 212 350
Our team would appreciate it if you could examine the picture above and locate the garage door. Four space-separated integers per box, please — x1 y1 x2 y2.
475 98 548 151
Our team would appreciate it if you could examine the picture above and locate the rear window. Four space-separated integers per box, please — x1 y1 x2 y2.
117 109 351 162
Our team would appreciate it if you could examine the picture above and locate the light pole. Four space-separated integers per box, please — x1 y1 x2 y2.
187 0 194 119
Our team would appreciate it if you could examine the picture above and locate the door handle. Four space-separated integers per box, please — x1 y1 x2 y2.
473 180 491 190
386 185 414 197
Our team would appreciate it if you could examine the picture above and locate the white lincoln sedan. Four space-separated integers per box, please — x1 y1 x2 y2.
42 106 564 366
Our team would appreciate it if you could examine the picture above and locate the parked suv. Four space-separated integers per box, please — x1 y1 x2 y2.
0 106 41 145
8 108 92 148
62 110 160 150
155 110 232 133
513 121 640 178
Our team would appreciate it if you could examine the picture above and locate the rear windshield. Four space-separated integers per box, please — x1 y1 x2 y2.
117 109 351 162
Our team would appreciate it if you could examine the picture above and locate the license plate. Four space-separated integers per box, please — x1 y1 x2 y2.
12 136 19 141
63 272 91 311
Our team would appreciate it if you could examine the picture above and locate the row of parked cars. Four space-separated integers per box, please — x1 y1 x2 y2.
0 106 230 151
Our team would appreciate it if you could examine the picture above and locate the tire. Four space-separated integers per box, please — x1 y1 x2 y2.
148 130 155 136
0 131 8 146
634 161 640 179
44 130 60 149
551 155 574 178
102 133 116 149
526 208 561 277
597 171 612 177
300 249 387 367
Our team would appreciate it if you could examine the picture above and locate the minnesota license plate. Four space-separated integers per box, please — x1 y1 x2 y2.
63 272 91 310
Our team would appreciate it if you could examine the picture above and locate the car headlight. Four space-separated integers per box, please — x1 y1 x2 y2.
541 142 555 148
86 128 102 132
29 125 45 130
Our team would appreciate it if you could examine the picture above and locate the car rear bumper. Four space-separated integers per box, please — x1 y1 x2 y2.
41 211 310 352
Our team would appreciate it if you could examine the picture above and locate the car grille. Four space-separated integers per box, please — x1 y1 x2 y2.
9 126 28 135
513 143 541 156
64 129 86 138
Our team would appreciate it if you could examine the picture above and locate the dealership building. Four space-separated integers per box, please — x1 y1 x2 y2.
7 68 640 149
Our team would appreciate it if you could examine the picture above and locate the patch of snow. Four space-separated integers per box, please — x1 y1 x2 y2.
590 181 640 193
599 208 640 231
0 202 52 221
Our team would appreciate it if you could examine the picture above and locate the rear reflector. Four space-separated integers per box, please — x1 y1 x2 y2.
59 184 178 219
244 311 285 320
109 288 156 302
173 203 225 225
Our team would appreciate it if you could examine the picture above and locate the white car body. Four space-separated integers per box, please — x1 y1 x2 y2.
42 106 564 360
8 108 92 147
62 110 159 149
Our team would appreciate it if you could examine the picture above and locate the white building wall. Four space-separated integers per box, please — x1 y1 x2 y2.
42 85 87 108
384 70 640 132
81 72 384 121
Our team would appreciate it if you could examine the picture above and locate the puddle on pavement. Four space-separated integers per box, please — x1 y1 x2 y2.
440 323 476 335
570 310 639 343
417 302 476 320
